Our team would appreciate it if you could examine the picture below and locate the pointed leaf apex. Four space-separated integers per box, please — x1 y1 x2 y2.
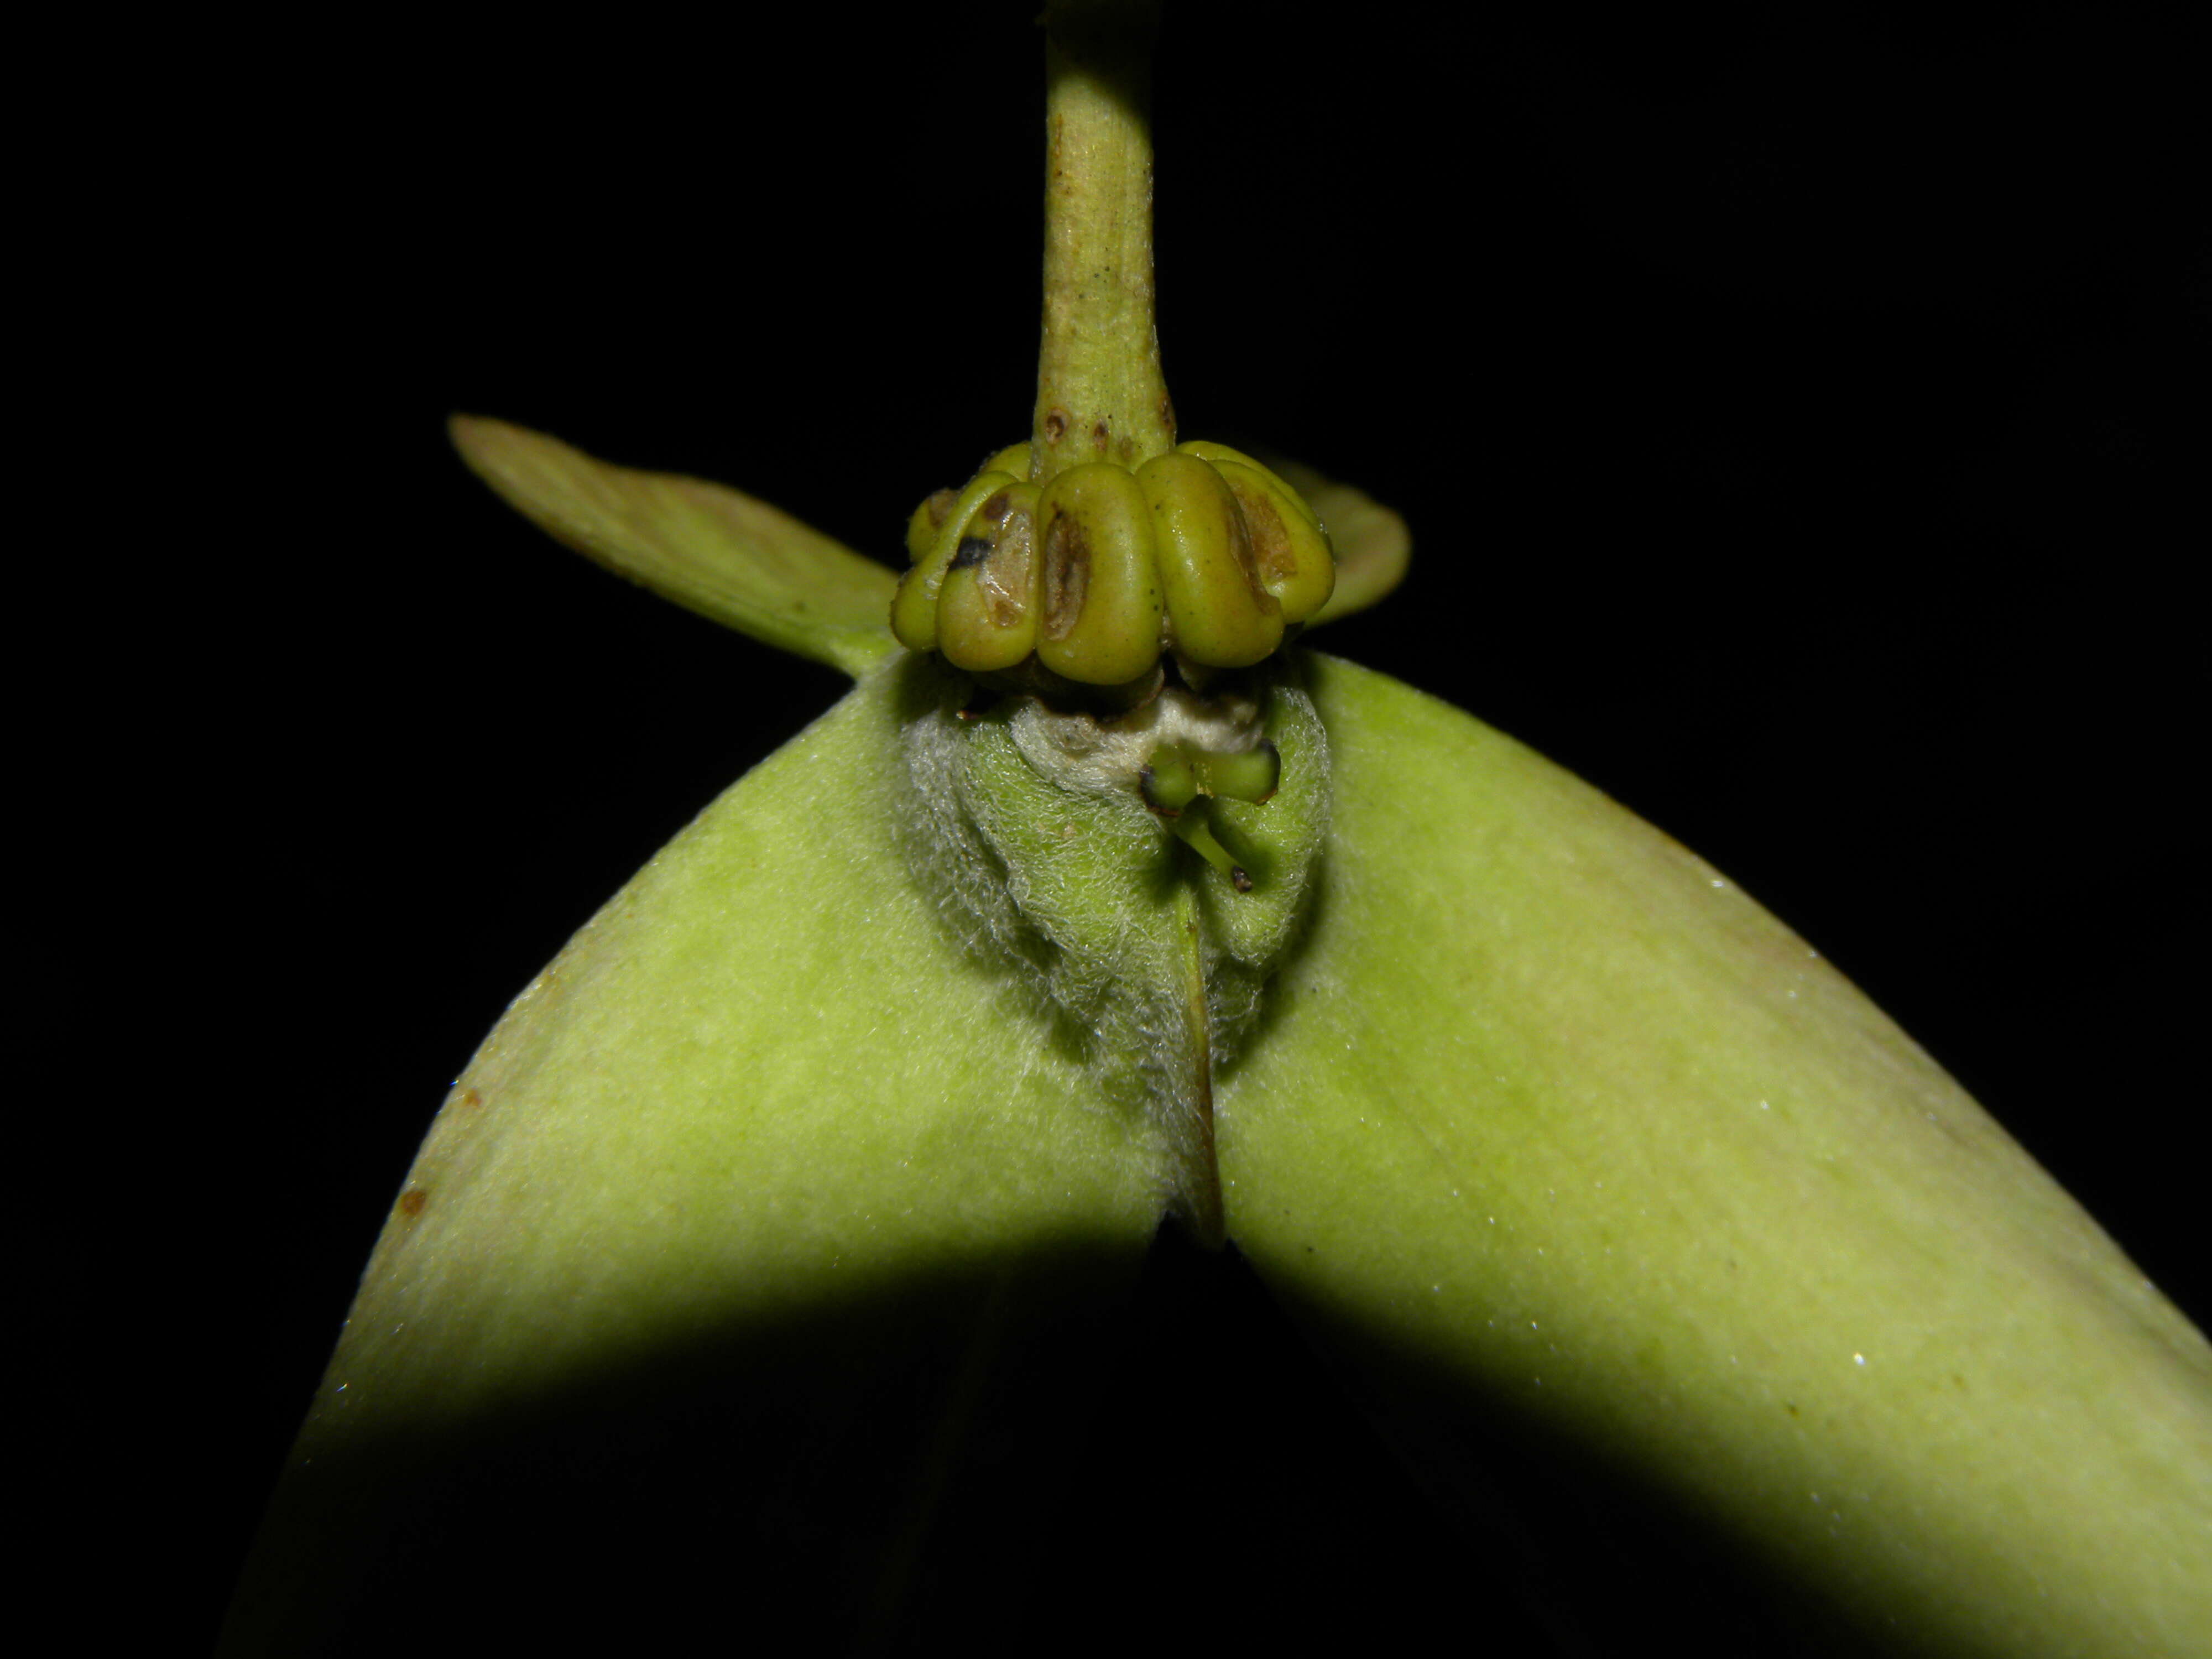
450 414 901 678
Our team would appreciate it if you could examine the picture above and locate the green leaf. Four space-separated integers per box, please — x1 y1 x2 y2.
221 667 1162 1655
1272 461 1411 626
1222 654 2212 1657
227 652 2209 1657
450 415 901 677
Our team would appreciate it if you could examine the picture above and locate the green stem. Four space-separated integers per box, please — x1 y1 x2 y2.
1032 0 1175 482
1171 883 1224 1247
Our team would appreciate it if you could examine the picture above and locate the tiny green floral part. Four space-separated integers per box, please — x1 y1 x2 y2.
892 441 1338 687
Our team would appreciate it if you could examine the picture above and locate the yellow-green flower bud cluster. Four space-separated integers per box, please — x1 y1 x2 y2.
892 441 1337 685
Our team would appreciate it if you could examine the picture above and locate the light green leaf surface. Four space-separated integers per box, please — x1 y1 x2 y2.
228 648 2210 1657
1272 461 1412 625
450 415 901 677
222 667 1163 1655
333 668 1161 1404
1223 654 2212 1658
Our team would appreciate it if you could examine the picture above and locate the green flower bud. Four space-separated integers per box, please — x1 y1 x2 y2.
893 440 1337 687
1133 450 1283 668
1192 738 1280 804
1177 441 1337 625
978 441 1034 478
890 469 1020 653
904 488 958 565
1137 740 1198 815
937 482 1044 673
1035 461 1165 687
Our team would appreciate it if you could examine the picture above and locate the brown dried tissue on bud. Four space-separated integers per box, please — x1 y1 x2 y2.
981 501 1035 628
1041 510 1089 641
1224 501 1279 612
1235 488 1296 587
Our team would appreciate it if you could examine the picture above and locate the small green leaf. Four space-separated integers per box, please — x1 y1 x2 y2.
1272 461 1411 626
1222 654 2212 1657
450 415 900 676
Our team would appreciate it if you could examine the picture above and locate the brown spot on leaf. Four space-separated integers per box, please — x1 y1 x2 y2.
1042 408 1070 442
398 1187 429 1218
1040 509 1089 641
1089 418 1110 452
925 488 958 530
979 490 1011 523
458 1087 482 1109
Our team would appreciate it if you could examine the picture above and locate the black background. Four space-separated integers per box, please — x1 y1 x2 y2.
163 3 2200 1651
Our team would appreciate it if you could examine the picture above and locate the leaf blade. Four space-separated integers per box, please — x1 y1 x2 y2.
1270 461 1411 626
222 666 1163 1653
1224 653 2212 1657
451 414 901 676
